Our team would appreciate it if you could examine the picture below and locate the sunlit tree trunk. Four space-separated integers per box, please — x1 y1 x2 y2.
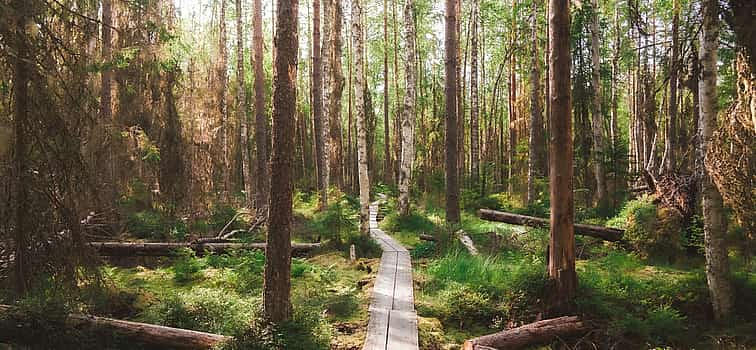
263 0 298 324
219 0 230 199
312 0 329 209
383 0 392 184
548 0 577 311
325 0 345 189
352 0 370 235
392 0 402 183
590 0 607 208
236 0 252 207
445 0 461 224
470 0 480 189
527 0 546 206
398 0 417 216
662 0 679 173
699 0 733 321
253 0 270 211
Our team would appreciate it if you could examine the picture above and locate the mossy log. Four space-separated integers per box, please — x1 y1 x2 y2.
0 304 230 349
478 209 624 242
463 316 587 350
90 242 321 256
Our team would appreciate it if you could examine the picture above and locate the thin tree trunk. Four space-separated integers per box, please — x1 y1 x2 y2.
236 0 253 207
253 0 270 210
527 0 546 206
445 0 461 224
699 0 733 321
398 0 417 216
347 22 356 192
610 8 619 166
662 0 679 173
392 0 402 183
383 0 392 184
590 0 607 208
352 0 370 235
312 0 328 209
548 0 577 311
219 0 230 199
263 0 298 323
324 0 345 189
470 0 480 188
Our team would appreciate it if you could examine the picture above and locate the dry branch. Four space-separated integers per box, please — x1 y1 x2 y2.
478 209 624 242
463 316 587 350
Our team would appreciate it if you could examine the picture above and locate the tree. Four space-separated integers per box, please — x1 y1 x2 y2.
313 0 328 209
398 0 417 216
383 0 392 184
470 0 480 187
445 0 461 224
253 0 270 210
590 0 607 209
548 0 577 310
236 0 253 207
263 0 299 323
662 0 679 173
699 0 733 321
527 0 546 205
218 0 230 198
325 0 345 189
352 0 370 235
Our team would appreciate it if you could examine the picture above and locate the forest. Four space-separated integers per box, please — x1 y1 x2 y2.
0 0 754 348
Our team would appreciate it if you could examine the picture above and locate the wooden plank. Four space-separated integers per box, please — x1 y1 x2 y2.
370 252 397 310
363 307 390 350
387 310 419 350
392 253 414 312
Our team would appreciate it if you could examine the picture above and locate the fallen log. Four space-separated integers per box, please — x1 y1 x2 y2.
457 230 479 255
90 242 321 256
0 304 230 349
463 316 587 350
478 209 624 242
419 233 437 242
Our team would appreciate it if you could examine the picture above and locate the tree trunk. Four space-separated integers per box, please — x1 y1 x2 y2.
548 0 577 311
445 0 461 224
699 0 734 321
479 209 624 242
470 0 480 187
219 0 230 199
326 0 345 189
662 0 679 173
11 0 30 295
610 8 619 170
0 305 230 350
590 0 607 209
527 0 546 206
383 0 392 184
90 242 320 256
264 0 298 323
398 0 417 216
352 0 370 235
312 0 329 210
392 0 402 184
463 316 586 350
236 0 253 208
253 0 270 210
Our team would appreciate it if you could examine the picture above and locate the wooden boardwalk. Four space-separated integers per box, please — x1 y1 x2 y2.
363 201 419 350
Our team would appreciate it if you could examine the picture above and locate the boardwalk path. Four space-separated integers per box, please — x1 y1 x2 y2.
363 199 419 350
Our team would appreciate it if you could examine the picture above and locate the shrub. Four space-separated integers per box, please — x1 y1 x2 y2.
438 283 495 327
172 248 204 283
126 210 170 239
411 241 437 259
607 196 683 260
210 205 239 231
223 309 331 350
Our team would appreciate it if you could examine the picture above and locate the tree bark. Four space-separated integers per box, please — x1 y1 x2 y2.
326 0 345 189
479 209 624 242
662 0 679 173
445 0 461 224
264 0 298 323
699 0 734 321
470 0 480 187
0 305 230 349
527 0 546 206
590 0 607 209
90 242 320 256
548 0 577 311
253 0 270 210
392 0 402 183
463 316 586 350
312 0 329 210
398 0 417 216
352 0 370 235
219 0 230 199
237 0 253 208
383 0 392 184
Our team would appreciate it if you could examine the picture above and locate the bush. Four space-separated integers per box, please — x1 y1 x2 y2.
607 196 683 260
210 205 240 231
438 283 495 327
172 248 204 283
126 210 169 239
223 309 331 350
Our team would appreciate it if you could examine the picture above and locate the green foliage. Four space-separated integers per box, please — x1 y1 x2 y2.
309 196 359 244
438 283 495 327
172 248 205 283
607 196 684 260
382 210 438 234
411 241 437 259
223 309 332 350
126 210 170 239
210 205 240 231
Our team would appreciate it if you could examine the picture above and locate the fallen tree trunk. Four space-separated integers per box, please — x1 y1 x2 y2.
90 242 321 256
457 230 479 255
419 233 437 242
478 209 624 242
0 304 230 349
463 316 587 350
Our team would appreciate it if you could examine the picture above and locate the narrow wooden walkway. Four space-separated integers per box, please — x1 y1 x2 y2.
363 200 419 350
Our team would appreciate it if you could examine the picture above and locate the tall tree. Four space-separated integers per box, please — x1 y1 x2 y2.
470 0 480 187
527 0 546 205
699 0 733 321
548 0 577 310
398 0 417 216
313 0 328 209
353 0 370 235
263 0 298 323
325 0 345 189
237 0 253 207
383 0 392 184
253 0 270 210
590 0 607 208
662 0 679 173
219 0 230 198
445 0 461 224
